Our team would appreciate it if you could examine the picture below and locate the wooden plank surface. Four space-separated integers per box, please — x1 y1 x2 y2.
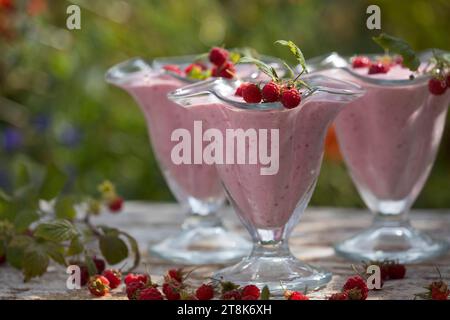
1 202 449 300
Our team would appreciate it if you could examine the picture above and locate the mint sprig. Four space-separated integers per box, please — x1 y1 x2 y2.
238 56 280 82
275 40 308 74
372 33 420 71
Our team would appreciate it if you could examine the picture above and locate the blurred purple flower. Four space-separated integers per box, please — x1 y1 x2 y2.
60 125 82 147
32 114 52 133
2 127 23 152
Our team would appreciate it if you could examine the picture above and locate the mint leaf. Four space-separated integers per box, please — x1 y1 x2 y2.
39 164 67 201
372 33 420 71
23 244 49 281
238 56 279 82
99 234 128 265
260 285 271 300
34 219 78 242
55 196 77 220
275 40 308 74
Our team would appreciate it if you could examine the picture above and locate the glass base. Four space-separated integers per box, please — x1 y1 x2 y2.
213 254 332 295
335 222 448 263
149 225 251 265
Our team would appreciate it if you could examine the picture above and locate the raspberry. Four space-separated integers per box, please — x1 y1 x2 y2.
235 82 248 96
242 295 258 300
93 256 105 274
368 62 390 74
162 283 181 300
185 63 206 74
126 281 145 300
218 62 236 79
88 275 110 297
280 88 301 109
102 269 121 289
242 83 262 103
222 290 242 300
428 78 447 95
167 268 183 283
139 287 164 300
108 196 123 212
284 291 309 300
328 292 348 300
241 285 260 299
124 273 149 286
343 275 368 300
262 82 280 102
195 284 215 300
163 64 182 75
387 263 406 280
209 47 229 66
352 56 371 68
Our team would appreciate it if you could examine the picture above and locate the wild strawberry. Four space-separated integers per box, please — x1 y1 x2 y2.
139 287 164 300
387 262 406 280
352 56 371 68
368 62 390 74
241 285 260 299
242 83 262 103
209 47 229 66
428 78 447 95
195 284 215 300
284 291 309 300
162 283 181 300
93 256 105 274
166 268 183 283
328 292 349 300
163 64 182 75
103 269 121 289
108 196 123 212
124 273 149 286
262 82 280 102
235 82 248 96
220 62 236 79
185 63 206 74
343 275 368 300
88 275 110 297
430 281 449 300
280 88 301 109
126 281 145 300
242 295 258 300
222 290 242 300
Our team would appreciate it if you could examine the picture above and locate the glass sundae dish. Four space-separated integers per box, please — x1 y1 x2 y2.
168 73 364 293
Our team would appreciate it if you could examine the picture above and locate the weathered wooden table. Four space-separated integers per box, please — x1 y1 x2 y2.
1 202 449 300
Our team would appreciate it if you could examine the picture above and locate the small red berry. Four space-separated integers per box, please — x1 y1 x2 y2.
139 287 164 300
163 64 182 75
88 275 110 297
429 281 449 300
368 62 390 74
79 265 89 286
195 284 215 300
343 275 368 300
328 292 349 300
124 273 149 286
387 263 406 280
108 196 123 212
167 268 183 283
285 291 309 300
262 82 281 102
218 62 235 79
280 88 301 109
242 295 258 300
162 283 181 300
352 56 371 68
222 290 242 300
93 256 105 274
102 269 122 289
241 285 260 299
185 63 206 74
242 83 262 103
428 78 447 95
235 82 248 96
209 47 229 66
126 281 145 300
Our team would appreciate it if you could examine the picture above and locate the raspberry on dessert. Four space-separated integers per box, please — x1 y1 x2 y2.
368 62 390 74
163 64 182 75
242 83 262 103
162 282 181 300
262 82 281 102
93 256 105 274
102 269 122 289
108 196 123 212
209 47 229 66
387 262 406 280
285 291 309 300
88 275 110 297
342 275 368 300
195 284 215 300
185 63 206 74
328 292 349 300
222 289 242 300
138 287 164 300
241 285 260 299
235 82 249 96
428 78 447 95
352 56 371 68
218 62 235 79
280 88 301 109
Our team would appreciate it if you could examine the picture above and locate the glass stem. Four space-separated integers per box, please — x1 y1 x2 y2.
182 210 223 230
373 210 410 228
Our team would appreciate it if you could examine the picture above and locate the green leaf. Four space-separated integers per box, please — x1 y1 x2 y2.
275 40 308 73
67 236 83 256
372 33 420 71
14 210 39 232
6 235 34 269
260 285 271 300
84 254 97 276
13 161 31 190
39 164 67 201
55 196 77 220
23 244 49 281
118 230 140 272
44 242 66 266
99 235 128 265
34 219 78 242
0 191 16 221
238 56 279 81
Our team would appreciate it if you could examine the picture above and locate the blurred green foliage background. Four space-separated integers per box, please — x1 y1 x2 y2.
1 0 449 207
